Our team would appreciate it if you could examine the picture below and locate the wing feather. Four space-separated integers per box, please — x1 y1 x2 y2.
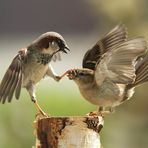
2 61 19 103
82 24 128 70
0 68 14 102
15 64 23 100
0 54 23 103
8 60 21 102
94 37 147 86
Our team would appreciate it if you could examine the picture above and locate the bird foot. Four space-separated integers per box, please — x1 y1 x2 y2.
33 100 49 118
39 110 49 117
87 108 115 117
35 111 49 120
59 69 77 80
87 111 104 117
66 69 77 80
32 112 49 129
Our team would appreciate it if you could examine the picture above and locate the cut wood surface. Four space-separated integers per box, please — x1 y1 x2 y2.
33 116 104 148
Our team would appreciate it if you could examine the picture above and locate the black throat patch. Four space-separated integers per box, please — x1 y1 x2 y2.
36 53 52 65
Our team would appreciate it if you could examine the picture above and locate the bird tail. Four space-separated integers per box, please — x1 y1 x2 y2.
129 56 148 87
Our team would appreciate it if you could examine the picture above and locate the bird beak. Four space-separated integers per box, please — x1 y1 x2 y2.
61 45 70 54
52 45 69 55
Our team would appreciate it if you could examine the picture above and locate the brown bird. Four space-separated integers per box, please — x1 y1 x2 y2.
62 24 148 115
0 32 69 116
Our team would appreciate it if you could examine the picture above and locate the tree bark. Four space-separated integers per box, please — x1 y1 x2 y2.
33 116 104 148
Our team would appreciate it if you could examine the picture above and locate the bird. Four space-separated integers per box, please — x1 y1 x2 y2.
0 32 69 116
62 24 148 115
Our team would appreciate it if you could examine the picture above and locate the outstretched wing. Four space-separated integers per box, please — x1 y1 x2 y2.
94 37 147 86
82 24 128 70
0 51 26 104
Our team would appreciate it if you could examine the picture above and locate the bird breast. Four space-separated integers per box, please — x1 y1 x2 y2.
78 81 127 107
22 60 48 87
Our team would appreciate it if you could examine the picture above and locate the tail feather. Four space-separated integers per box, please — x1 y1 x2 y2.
131 56 148 87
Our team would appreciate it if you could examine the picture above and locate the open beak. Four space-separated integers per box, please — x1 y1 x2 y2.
53 44 70 55
61 45 70 54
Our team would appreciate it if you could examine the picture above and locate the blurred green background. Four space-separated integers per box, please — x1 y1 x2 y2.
0 0 148 148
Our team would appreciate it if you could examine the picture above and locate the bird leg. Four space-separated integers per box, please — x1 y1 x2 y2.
58 71 69 79
31 97 49 117
87 107 103 117
51 70 69 81
98 106 115 115
26 83 48 117
46 66 66 81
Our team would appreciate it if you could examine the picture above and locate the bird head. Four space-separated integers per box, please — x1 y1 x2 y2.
28 32 70 55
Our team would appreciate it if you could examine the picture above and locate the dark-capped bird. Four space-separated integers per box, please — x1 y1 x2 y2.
63 24 148 115
0 32 69 116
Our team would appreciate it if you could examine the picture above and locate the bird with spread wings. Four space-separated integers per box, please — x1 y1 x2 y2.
62 24 148 115
0 32 69 116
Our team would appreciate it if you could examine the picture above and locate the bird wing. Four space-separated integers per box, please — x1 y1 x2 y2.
82 24 128 70
0 49 26 103
94 37 147 86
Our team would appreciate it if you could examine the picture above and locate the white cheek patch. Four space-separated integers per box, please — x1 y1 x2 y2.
42 47 54 54
51 41 55 45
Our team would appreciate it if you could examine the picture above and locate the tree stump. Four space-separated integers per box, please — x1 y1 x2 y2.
33 116 104 148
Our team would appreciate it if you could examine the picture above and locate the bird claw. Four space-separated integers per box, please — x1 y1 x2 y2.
59 69 77 80
33 100 49 118
35 111 49 119
87 108 115 117
66 69 77 80
87 111 103 117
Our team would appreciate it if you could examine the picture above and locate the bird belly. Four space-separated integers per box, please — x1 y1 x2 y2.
22 62 48 87
79 82 126 107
